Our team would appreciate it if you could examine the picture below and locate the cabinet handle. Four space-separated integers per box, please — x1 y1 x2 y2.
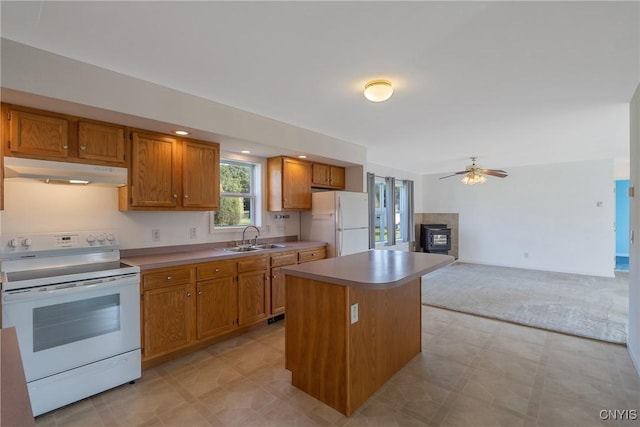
272 274 277 279
80 145 86 150
215 268 220 272
184 194 189 198
62 144 68 149
173 194 178 198
198 291 202 295
167 276 172 280
186 292 191 297
311 252 316 256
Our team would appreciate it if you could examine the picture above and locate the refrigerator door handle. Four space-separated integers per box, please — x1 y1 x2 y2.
337 198 342 256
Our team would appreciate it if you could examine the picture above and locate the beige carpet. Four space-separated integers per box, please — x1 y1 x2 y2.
421 262 628 344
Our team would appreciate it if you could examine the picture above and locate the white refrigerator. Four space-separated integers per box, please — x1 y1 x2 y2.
301 191 370 257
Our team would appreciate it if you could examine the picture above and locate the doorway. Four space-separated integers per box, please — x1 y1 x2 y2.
616 179 630 271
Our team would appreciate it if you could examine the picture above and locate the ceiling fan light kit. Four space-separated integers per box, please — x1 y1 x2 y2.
440 157 508 185
364 80 393 102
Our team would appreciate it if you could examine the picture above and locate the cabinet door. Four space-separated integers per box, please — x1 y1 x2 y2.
143 283 193 358
196 276 237 340
78 121 125 164
130 132 178 207
282 158 312 209
9 110 68 158
312 163 331 186
270 266 286 315
238 270 269 325
183 140 220 209
330 166 346 189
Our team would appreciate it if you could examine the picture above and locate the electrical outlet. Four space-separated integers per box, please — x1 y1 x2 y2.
350 303 359 324
189 227 197 240
152 229 160 242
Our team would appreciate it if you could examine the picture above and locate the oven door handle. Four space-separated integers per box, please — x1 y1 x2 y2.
2 275 139 303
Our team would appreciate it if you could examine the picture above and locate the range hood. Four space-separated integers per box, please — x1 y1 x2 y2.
3 157 127 186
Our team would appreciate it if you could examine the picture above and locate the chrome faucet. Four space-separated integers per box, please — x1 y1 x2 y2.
242 225 260 246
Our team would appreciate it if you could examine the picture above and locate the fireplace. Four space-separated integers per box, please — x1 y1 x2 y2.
420 224 452 255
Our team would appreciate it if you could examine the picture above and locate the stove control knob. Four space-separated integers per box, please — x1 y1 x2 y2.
86 234 96 244
8 238 20 248
96 234 106 243
22 238 32 247
106 233 115 242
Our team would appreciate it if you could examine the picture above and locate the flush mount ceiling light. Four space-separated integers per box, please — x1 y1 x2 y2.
240 150 251 154
174 130 189 136
364 80 393 102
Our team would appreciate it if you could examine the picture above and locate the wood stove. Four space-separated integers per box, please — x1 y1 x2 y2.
420 224 451 255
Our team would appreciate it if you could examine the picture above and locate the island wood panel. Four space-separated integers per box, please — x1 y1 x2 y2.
285 274 422 416
347 277 421 413
285 276 349 413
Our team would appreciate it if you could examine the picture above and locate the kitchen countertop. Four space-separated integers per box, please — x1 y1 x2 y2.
122 241 327 270
281 249 454 289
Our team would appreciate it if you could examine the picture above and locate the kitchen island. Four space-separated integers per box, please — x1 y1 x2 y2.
282 250 454 416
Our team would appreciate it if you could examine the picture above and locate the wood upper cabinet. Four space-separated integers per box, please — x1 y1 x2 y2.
119 131 220 211
267 156 312 211
182 140 219 209
78 121 125 164
4 105 126 167
312 162 345 190
127 131 178 208
8 109 69 158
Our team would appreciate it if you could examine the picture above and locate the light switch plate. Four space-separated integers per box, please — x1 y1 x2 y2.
350 303 359 324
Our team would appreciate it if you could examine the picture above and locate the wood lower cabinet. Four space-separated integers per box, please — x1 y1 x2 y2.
8 109 69 158
196 259 237 340
270 250 299 315
267 156 312 211
298 246 327 263
237 255 269 326
140 247 326 367
141 266 194 360
196 276 237 339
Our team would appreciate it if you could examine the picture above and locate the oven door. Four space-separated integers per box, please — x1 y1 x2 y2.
2 274 140 382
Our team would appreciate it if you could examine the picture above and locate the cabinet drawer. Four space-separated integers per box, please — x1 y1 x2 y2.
142 267 192 289
270 251 298 267
237 254 269 273
298 247 327 263
197 260 237 280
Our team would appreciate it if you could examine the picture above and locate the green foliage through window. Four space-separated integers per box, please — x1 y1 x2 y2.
214 161 256 227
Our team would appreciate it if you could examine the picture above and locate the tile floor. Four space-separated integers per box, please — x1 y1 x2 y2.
35 306 640 427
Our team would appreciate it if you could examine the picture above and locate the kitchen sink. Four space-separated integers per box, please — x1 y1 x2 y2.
223 243 287 252
251 243 287 249
224 246 264 252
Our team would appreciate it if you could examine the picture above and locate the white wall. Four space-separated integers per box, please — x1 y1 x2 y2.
423 159 616 277
1 179 300 250
628 83 639 374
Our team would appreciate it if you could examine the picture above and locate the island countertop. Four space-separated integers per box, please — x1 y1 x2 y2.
281 249 454 289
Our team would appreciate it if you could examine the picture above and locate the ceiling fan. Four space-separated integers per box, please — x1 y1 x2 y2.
439 157 508 185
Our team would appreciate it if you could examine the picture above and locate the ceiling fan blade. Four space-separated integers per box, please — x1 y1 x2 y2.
481 170 508 178
439 170 469 179
482 168 507 174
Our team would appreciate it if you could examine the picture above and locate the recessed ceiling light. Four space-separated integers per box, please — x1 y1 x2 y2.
364 80 393 102
174 130 189 136
241 150 251 154
298 155 307 159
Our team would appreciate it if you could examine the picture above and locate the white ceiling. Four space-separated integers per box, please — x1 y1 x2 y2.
1 1 638 175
